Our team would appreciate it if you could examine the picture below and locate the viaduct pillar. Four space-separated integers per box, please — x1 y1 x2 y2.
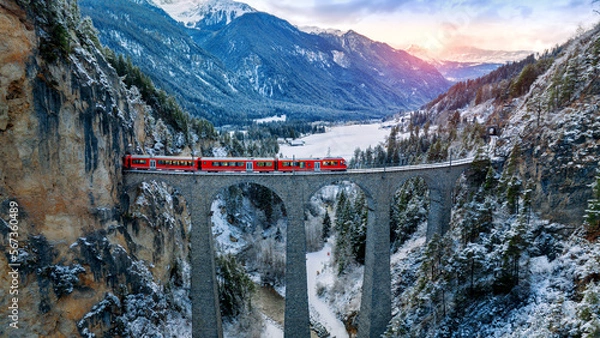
357 180 392 338
425 166 464 241
182 183 224 338
282 179 311 338
427 185 454 241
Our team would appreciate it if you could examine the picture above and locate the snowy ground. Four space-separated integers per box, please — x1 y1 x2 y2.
260 314 283 338
307 242 350 338
278 123 394 160
211 199 247 254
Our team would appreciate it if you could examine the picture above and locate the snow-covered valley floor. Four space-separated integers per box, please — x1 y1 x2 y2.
278 123 396 160
307 242 350 338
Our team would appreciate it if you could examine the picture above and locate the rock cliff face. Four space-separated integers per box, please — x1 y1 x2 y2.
496 27 600 225
0 0 191 336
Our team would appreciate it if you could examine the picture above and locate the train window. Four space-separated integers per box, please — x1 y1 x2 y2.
282 162 291 167
132 159 147 164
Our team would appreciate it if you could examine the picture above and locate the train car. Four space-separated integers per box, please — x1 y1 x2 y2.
123 155 347 173
276 157 347 172
123 155 199 171
200 157 276 173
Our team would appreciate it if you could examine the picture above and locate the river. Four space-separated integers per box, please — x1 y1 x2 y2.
252 241 349 338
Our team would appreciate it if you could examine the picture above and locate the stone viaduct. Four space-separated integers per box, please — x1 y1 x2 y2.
123 157 474 338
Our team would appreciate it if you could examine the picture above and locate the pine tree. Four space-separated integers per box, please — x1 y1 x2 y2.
334 190 352 275
351 193 368 264
422 234 443 281
484 165 497 192
322 210 332 242
506 176 522 215
496 216 528 291
216 254 255 318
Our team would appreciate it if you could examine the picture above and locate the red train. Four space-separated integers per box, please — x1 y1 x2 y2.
123 155 347 173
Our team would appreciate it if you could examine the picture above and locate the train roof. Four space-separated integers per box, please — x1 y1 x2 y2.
277 157 345 160
201 157 275 161
126 155 197 159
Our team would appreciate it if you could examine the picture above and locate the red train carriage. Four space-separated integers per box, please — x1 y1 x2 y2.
123 155 347 172
123 155 199 171
200 157 276 172
276 157 347 172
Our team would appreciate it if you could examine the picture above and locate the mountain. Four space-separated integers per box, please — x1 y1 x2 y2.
407 44 534 82
408 44 534 64
79 0 451 125
78 0 269 126
200 12 450 113
440 45 534 64
434 61 503 82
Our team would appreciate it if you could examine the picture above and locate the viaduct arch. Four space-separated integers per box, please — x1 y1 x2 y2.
123 158 474 338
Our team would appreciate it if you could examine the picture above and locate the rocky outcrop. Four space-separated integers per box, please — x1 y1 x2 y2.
0 0 191 336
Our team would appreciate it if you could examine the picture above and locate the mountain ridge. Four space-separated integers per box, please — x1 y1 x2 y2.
79 0 452 125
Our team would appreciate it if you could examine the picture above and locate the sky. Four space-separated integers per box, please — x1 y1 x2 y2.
240 0 599 55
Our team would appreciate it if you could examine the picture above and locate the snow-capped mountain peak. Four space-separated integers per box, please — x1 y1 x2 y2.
150 0 256 29
299 25 347 37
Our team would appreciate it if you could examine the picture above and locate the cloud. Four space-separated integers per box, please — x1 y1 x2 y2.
245 0 599 52
262 0 457 24
259 0 539 26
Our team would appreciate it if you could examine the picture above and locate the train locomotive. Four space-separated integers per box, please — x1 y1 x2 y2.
123 155 347 173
